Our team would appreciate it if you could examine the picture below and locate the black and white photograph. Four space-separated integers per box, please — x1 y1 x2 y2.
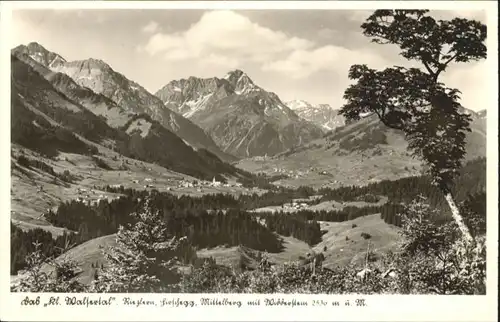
0 1 498 321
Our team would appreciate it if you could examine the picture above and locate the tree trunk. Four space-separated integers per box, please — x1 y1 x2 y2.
442 188 474 244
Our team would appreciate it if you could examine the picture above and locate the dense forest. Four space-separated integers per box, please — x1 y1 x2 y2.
318 157 486 209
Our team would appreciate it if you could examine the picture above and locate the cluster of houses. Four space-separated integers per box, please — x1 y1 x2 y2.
75 187 116 206
320 180 341 188
272 167 308 179
271 167 334 179
175 177 243 190
252 154 269 161
282 201 310 211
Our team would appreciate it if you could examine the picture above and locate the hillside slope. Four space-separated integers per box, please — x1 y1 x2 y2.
13 42 236 163
11 53 247 182
236 112 486 188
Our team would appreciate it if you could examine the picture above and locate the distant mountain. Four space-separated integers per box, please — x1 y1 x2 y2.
10 52 246 181
286 100 345 131
12 42 235 163
155 70 324 158
236 111 487 189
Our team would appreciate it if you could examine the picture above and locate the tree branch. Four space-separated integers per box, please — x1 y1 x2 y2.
435 53 459 80
422 60 436 77
375 110 405 131
442 53 459 67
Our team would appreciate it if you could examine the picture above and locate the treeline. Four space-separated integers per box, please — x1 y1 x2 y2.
237 173 289 190
43 191 283 254
167 209 283 253
102 184 316 211
45 196 141 240
318 157 486 210
12 187 485 274
264 213 322 245
10 224 80 274
102 186 239 210
259 203 404 245
14 154 79 183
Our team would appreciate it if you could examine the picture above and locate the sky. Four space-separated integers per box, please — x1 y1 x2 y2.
11 8 489 111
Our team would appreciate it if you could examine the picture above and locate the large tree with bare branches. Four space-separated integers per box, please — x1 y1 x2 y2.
340 10 487 243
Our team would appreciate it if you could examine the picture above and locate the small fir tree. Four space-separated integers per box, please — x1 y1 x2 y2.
90 200 196 293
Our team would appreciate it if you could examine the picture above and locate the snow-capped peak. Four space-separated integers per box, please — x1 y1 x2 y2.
286 100 344 131
287 100 313 111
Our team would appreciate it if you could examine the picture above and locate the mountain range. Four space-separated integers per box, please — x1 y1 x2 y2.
155 70 324 158
11 43 247 181
13 42 236 163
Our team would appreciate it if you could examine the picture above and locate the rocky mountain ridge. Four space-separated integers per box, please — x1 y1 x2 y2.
286 99 345 131
155 70 324 158
13 42 236 162
11 48 247 181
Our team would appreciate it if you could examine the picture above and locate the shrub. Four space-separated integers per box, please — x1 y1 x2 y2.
361 232 372 240
57 169 78 183
92 156 113 170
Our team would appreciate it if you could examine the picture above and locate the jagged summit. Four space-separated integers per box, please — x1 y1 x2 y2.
287 100 335 111
224 69 246 79
13 42 67 68
64 57 112 71
26 42 51 53
223 69 255 93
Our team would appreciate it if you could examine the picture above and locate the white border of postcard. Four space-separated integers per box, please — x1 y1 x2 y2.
0 1 498 321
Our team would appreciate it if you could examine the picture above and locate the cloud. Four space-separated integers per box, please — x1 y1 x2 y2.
138 10 314 68
202 53 240 69
137 10 398 79
346 10 373 23
262 45 390 79
142 21 160 33
444 10 486 21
